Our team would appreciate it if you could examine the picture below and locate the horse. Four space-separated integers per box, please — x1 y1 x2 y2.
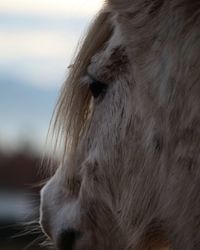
40 0 200 249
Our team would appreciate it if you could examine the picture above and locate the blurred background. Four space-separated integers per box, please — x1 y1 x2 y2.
0 0 102 249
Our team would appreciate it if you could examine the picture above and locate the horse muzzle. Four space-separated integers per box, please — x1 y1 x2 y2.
39 177 84 250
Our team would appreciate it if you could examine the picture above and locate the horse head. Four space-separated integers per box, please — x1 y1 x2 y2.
40 1 200 249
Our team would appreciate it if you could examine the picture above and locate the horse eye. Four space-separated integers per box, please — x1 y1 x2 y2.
87 74 107 99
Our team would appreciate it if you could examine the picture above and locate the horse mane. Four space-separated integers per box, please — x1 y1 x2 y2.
51 8 113 162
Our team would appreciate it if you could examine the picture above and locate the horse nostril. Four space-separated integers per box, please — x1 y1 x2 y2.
57 229 82 250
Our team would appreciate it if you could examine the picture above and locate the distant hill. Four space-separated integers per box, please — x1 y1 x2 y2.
0 73 59 152
0 74 58 124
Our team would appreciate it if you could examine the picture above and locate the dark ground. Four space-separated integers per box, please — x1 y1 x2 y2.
0 149 53 250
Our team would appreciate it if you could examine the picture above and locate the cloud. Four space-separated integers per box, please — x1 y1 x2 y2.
0 30 76 60
0 29 76 88
0 0 104 151
0 0 103 90
0 0 103 18
0 21 89 89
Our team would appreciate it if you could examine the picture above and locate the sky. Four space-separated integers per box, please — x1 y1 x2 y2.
0 0 103 153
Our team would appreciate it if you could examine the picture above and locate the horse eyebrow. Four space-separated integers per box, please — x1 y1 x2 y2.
86 71 106 85
87 72 98 82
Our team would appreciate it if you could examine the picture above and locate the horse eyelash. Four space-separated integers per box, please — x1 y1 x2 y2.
87 73 108 99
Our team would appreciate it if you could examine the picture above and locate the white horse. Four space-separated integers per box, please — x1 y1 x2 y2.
40 1 200 249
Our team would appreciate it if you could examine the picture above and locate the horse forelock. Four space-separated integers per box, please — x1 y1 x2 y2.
51 9 114 162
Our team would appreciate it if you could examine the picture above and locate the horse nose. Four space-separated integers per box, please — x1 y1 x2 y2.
40 174 82 249
56 229 82 250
